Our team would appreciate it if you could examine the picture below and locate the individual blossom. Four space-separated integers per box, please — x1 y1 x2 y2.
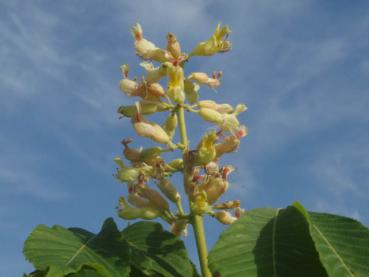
199 103 247 135
214 210 237 225
117 197 161 220
188 71 222 88
199 175 227 205
131 23 171 62
199 165 234 204
167 64 185 104
140 61 169 83
198 100 233 114
119 64 144 97
118 101 171 118
190 23 231 56
195 131 217 165
136 183 170 212
215 125 248 158
132 103 175 147
114 157 153 184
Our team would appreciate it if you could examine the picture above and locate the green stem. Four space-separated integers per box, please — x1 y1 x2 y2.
177 104 211 277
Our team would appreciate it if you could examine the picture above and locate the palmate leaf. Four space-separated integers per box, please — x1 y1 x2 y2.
208 205 327 277
24 218 195 277
295 203 369 277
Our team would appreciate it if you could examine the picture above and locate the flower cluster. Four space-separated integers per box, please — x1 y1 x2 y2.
115 23 247 236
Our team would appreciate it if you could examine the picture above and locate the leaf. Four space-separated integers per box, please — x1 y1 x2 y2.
120 221 195 277
208 205 327 277
295 203 369 277
24 218 195 277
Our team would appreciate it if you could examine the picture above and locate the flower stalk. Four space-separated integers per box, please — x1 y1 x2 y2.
177 105 212 277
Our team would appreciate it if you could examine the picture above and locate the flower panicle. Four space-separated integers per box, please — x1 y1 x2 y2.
115 22 248 233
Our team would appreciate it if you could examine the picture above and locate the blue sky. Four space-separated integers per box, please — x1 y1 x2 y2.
1 0 369 275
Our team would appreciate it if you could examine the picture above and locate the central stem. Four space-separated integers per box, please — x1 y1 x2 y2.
177 105 211 277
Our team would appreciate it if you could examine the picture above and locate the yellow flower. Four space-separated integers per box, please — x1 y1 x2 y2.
195 131 217 165
167 64 185 104
131 23 171 62
190 23 232 56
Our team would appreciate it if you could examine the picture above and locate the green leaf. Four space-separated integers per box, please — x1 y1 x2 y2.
208 205 327 277
24 218 195 277
296 203 369 277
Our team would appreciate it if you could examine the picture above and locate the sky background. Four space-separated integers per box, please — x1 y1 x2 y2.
1 0 369 275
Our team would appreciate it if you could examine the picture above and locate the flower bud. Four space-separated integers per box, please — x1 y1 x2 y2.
184 79 199 104
167 65 185 104
198 108 223 125
162 113 178 139
213 200 240 209
157 178 180 203
190 23 232 56
171 219 189 237
166 32 181 59
118 101 169 117
214 210 237 225
137 185 170 212
146 82 166 97
119 78 144 97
